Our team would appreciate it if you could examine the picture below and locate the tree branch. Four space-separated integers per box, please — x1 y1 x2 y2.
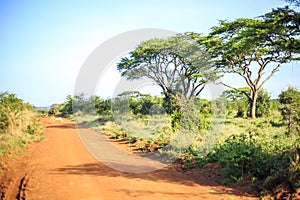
215 81 251 100
258 62 282 91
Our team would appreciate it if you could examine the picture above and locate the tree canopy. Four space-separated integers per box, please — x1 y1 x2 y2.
198 6 299 118
117 34 219 99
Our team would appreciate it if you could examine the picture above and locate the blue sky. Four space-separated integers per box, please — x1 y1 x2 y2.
0 0 299 106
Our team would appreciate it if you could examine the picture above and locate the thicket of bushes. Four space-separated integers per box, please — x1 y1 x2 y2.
208 132 299 195
0 92 42 157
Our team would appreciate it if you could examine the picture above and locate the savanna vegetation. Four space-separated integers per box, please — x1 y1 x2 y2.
0 92 42 158
52 85 300 197
49 4 299 199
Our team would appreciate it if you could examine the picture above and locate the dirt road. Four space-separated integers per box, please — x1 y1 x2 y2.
0 118 258 200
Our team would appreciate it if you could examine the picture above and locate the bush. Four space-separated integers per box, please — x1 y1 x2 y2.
256 90 271 117
0 92 42 156
209 133 271 183
222 88 272 118
208 132 300 193
279 87 300 136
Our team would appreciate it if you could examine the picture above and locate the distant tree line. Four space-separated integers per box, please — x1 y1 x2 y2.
49 86 300 136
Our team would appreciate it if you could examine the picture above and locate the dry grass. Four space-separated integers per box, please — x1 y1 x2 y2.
0 93 43 157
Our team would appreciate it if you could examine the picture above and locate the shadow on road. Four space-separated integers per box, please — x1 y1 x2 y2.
47 124 76 129
53 162 254 198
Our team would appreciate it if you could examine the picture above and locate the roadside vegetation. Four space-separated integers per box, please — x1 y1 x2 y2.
51 86 300 198
49 3 299 199
0 92 43 157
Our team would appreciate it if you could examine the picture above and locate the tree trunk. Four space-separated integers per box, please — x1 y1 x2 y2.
250 91 258 119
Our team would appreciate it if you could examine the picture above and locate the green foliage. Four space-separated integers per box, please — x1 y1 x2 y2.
200 6 299 118
117 33 219 99
223 87 250 118
163 92 180 114
60 95 73 117
222 88 272 118
208 130 299 193
68 90 299 196
209 133 269 182
197 98 212 131
97 116 174 153
48 103 64 115
170 97 212 132
95 98 111 116
72 93 97 115
57 94 113 118
279 87 300 136
0 92 42 156
255 90 272 117
125 91 164 115
171 110 181 131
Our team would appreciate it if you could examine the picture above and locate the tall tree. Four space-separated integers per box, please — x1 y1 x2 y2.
117 34 219 102
200 6 300 118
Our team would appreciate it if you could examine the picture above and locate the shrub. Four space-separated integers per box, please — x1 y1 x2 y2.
256 90 271 117
0 92 42 156
279 87 300 136
209 132 272 183
209 131 300 194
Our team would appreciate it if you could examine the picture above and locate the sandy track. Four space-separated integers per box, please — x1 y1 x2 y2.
0 118 258 200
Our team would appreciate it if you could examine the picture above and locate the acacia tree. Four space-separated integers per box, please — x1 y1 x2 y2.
200 7 299 118
117 34 219 105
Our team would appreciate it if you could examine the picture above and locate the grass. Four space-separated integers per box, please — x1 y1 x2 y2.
0 132 43 157
119 115 168 139
0 143 9 156
74 113 293 158
72 111 299 198
76 113 293 158
204 115 299 196
0 100 43 158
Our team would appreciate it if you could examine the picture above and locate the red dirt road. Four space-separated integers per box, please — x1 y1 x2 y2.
0 118 258 200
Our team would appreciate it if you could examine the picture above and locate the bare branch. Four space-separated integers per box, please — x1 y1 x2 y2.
258 62 282 91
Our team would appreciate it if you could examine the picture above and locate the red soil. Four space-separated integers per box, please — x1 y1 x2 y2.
0 117 258 200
